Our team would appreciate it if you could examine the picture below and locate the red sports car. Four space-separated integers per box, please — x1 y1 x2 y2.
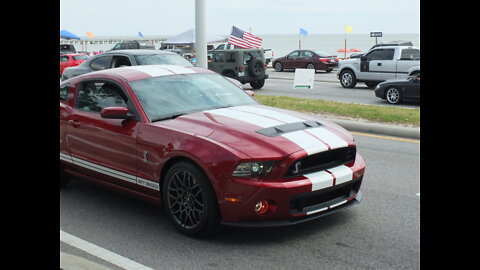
60 65 366 236
60 53 89 76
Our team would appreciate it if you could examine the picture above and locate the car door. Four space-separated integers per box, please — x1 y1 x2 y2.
66 79 141 190
405 75 420 100
359 49 385 81
377 49 396 81
283 51 300 69
297 50 313 69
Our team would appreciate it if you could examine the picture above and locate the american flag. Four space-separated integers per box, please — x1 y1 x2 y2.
228 26 263 49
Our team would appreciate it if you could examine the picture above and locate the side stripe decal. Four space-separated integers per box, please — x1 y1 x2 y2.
60 153 160 191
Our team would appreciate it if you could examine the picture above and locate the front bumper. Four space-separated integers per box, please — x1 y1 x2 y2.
218 154 365 226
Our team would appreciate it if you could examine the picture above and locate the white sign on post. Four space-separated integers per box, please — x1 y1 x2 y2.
293 68 315 89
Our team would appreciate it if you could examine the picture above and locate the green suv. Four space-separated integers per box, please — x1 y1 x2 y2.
207 49 268 89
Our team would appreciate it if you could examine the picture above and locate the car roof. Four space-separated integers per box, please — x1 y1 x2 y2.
75 65 215 82
102 49 175 55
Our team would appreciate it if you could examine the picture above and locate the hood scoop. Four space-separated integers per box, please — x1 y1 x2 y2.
256 121 323 137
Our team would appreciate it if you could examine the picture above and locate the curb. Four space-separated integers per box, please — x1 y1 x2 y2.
330 118 420 139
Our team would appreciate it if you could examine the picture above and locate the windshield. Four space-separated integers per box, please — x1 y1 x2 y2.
134 54 193 66
129 73 258 121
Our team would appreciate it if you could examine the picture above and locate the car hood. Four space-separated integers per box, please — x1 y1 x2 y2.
157 105 355 159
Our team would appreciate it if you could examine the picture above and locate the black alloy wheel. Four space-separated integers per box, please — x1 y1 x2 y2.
163 161 219 236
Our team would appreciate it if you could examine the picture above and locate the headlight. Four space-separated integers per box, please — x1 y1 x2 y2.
232 161 275 177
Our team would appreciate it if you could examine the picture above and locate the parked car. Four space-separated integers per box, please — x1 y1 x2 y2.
60 44 76 55
208 49 268 89
374 74 420 104
61 49 192 81
60 65 366 236
60 53 89 77
214 42 275 66
111 40 155 50
337 45 420 89
273 50 338 72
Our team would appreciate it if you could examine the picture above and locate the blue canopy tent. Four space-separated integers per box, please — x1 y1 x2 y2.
60 29 80 40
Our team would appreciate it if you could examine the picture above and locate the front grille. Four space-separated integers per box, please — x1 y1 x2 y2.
290 177 362 215
285 146 356 178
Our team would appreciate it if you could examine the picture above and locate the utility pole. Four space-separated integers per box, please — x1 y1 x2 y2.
195 0 207 68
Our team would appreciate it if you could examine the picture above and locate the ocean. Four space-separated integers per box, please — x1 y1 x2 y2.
64 33 420 58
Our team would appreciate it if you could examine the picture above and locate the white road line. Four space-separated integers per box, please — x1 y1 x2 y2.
60 230 155 270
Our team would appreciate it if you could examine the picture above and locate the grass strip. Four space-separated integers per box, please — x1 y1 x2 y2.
255 94 420 126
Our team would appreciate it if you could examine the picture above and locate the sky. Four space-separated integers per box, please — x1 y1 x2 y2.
60 0 420 37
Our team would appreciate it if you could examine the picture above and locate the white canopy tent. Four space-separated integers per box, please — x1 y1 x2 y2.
161 29 227 46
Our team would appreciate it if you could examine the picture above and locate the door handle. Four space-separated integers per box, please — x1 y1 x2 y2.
68 119 80 128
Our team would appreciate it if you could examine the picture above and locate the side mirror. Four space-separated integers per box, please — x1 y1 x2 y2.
245 90 255 97
100 106 131 119
360 56 367 61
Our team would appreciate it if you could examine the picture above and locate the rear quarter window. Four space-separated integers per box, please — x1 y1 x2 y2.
400 49 420 60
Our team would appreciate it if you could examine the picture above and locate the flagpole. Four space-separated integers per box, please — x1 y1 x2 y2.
344 25 347 59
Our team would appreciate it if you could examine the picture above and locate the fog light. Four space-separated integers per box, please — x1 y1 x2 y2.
254 200 269 215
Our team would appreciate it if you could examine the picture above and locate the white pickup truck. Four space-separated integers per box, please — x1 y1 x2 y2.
337 45 420 88
214 43 274 66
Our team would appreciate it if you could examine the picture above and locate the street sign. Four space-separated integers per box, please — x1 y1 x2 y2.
370 32 382 37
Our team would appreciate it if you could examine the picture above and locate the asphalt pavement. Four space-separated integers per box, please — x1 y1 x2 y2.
60 133 420 270
264 68 420 139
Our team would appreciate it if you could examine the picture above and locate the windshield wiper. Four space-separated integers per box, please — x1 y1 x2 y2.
151 113 186 122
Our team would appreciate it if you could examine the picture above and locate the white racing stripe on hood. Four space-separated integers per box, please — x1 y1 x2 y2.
207 107 283 128
207 106 348 156
281 130 329 155
127 65 174 77
161 65 197 74
233 105 306 123
306 127 349 150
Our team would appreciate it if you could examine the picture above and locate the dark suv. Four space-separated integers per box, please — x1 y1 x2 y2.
207 49 268 89
111 40 155 50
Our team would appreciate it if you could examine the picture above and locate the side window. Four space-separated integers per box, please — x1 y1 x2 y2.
287 51 300 58
216 44 225 50
75 82 127 113
365 49 384 61
60 85 69 100
111 56 132 68
382 49 395 60
213 53 224 63
226 52 235 63
300 51 313 58
60 56 69 62
90 56 111 71
400 49 420 60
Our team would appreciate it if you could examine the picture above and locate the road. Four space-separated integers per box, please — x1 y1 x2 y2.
243 69 420 109
60 133 420 270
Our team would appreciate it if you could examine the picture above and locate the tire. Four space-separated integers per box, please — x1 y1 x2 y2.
386 87 402 104
60 164 71 189
340 70 357 88
250 79 265 89
162 161 219 236
274 62 283 72
248 59 265 78
306 63 315 70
